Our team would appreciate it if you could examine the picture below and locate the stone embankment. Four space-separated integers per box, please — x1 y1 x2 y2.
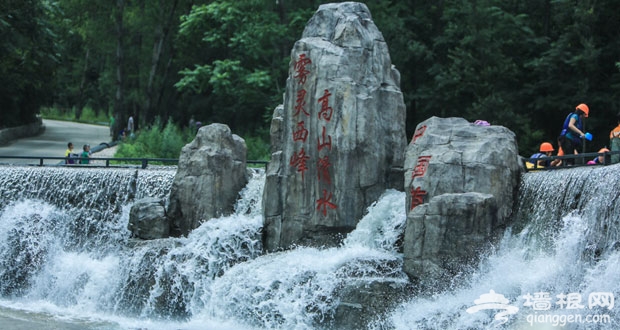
0 119 44 146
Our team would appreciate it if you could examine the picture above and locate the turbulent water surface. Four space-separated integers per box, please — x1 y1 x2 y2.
0 164 619 329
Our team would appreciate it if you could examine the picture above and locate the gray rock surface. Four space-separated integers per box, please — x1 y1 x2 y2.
128 197 169 239
263 2 406 251
167 123 247 236
404 192 496 289
333 279 410 329
402 117 522 289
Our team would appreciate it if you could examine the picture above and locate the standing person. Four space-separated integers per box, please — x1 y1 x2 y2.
610 112 620 164
558 103 590 166
189 115 196 131
109 115 115 138
127 114 135 138
80 145 90 164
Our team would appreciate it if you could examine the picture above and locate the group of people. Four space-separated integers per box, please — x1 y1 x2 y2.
64 142 91 165
117 114 135 141
528 103 620 169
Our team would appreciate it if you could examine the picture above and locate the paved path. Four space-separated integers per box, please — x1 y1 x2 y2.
0 120 111 165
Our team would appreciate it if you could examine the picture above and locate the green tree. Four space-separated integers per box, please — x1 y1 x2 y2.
175 0 310 134
522 0 620 151
0 0 59 128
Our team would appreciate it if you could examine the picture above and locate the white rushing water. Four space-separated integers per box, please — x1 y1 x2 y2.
374 165 620 330
0 167 407 329
1 164 619 329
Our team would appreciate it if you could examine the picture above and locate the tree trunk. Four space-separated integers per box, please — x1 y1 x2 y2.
76 48 90 120
113 0 125 140
144 0 179 124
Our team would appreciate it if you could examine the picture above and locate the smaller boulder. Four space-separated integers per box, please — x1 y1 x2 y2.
403 192 496 290
128 197 169 240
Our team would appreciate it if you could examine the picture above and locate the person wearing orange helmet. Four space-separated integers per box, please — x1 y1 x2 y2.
586 148 610 165
611 112 620 139
558 103 591 165
528 142 557 168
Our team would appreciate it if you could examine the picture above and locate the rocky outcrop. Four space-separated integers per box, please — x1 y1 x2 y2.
334 279 410 329
167 123 247 236
262 2 407 251
128 197 169 239
402 117 522 290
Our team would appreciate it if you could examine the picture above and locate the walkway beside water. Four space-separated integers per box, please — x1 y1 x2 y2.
0 119 111 165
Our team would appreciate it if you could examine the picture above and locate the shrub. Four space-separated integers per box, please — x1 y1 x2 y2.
115 117 190 163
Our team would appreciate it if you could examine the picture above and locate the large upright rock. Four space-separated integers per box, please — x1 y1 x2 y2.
402 117 522 289
262 2 407 251
168 123 247 236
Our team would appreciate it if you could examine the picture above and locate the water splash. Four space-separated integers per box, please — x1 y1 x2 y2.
374 164 620 330
0 167 264 328
342 189 405 252
202 189 408 329
2 163 619 329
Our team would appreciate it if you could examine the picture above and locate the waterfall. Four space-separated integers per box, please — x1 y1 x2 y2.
374 164 620 329
0 167 407 329
1 164 619 329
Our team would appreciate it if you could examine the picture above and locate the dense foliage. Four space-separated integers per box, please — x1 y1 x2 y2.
3 0 620 155
0 0 59 128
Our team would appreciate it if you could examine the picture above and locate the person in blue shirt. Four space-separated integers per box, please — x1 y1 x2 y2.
558 103 590 165
529 142 554 168
528 142 562 169
587 148 609 165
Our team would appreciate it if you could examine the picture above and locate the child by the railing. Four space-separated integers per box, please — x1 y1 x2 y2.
80 145 91 164
586 148 610 165
64 142 78 164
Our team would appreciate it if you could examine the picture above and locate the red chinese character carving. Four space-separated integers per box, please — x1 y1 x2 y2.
317 89 333 121
412 125 427 143
316 189 337 216
294 89 309 116
412 155 432 179
294 54 312 85
410 186 426 210
317 155 331 184
290 148 310 179
317 126 332 151
292 121 308 143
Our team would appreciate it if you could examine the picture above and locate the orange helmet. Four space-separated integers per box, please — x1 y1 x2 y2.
576 103 589 117
540 142 555 152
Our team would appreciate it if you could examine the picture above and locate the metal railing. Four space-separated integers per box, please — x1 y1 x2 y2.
524 150 620 171
0 155 268 169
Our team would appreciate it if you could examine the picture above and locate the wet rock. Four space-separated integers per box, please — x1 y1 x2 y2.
128 197 168 239
402 117 522 290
